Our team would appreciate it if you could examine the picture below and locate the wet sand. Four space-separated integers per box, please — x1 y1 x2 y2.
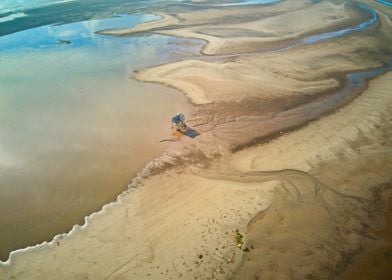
343 196 392 279
1 0 392 279
229 72 392 279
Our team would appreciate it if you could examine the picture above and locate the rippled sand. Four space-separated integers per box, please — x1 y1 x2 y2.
1 0 392 279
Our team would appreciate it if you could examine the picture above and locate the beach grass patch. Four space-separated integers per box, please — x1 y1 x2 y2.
235 229 244 249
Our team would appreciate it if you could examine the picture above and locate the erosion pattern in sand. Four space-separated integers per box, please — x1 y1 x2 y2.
1 0 392 279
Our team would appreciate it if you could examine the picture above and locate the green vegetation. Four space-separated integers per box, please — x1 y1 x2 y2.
235 229 244 249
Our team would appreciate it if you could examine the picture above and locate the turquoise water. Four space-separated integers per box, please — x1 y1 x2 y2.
376 0 392 7
0 0 77 14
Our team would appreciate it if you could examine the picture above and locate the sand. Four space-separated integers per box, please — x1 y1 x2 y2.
1 68 391 280
1 0 392 279
97 13 179 36
157 0 366 55
133 4 390 104
342 197 392 280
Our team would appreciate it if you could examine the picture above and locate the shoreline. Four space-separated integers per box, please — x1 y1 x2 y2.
1 60 390 265
2 69 390 279
0 11 197 263
1 0 392 278
96 13 179 36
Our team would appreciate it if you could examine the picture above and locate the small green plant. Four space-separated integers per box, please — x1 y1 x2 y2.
235 229 244 249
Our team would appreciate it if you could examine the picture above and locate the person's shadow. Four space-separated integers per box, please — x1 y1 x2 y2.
183 127 200 138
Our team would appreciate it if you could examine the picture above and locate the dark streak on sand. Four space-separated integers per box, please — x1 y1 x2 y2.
232 61 392 153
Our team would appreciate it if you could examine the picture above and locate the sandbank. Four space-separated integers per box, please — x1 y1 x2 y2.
96 13 179 36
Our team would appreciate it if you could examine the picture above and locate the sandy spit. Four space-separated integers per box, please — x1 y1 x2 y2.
96 13 179 36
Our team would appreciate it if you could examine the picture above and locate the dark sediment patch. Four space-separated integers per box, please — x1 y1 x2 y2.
342 194 392 280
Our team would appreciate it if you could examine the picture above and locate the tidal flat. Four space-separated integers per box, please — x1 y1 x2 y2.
1 0 392 279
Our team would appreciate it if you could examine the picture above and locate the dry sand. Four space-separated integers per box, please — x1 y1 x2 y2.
133 1 391 105
1 0 392 279
157 0 365 55
97 13 179 36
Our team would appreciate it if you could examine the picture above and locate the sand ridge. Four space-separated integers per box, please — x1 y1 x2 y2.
156 1 365 55
97 13 179 36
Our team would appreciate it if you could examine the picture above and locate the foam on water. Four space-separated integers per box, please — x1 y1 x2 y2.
0 12 26 23
0 150 175 266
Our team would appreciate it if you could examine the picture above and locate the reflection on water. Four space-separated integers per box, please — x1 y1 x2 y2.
0 14 159 50
0 14 203 261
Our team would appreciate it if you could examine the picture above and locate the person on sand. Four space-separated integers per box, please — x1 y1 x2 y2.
160 113 187 142
171 112 187 133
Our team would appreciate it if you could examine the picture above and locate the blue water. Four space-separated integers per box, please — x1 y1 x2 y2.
0 0 77 14
0 0 281 18
209 0 280 7
178 0 280 7
303 4 377 44
376 0 392 7
0 14 159 51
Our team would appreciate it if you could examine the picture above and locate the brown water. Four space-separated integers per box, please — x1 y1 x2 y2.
0 16 201 261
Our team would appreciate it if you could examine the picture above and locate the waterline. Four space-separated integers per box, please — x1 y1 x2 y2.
0 13 202 262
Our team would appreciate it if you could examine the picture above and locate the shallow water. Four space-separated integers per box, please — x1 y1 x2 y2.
302 3 378 45
0 0 285 264
376 0 392 8
179 0 279 7
0 13 202 261
203 0 279 6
